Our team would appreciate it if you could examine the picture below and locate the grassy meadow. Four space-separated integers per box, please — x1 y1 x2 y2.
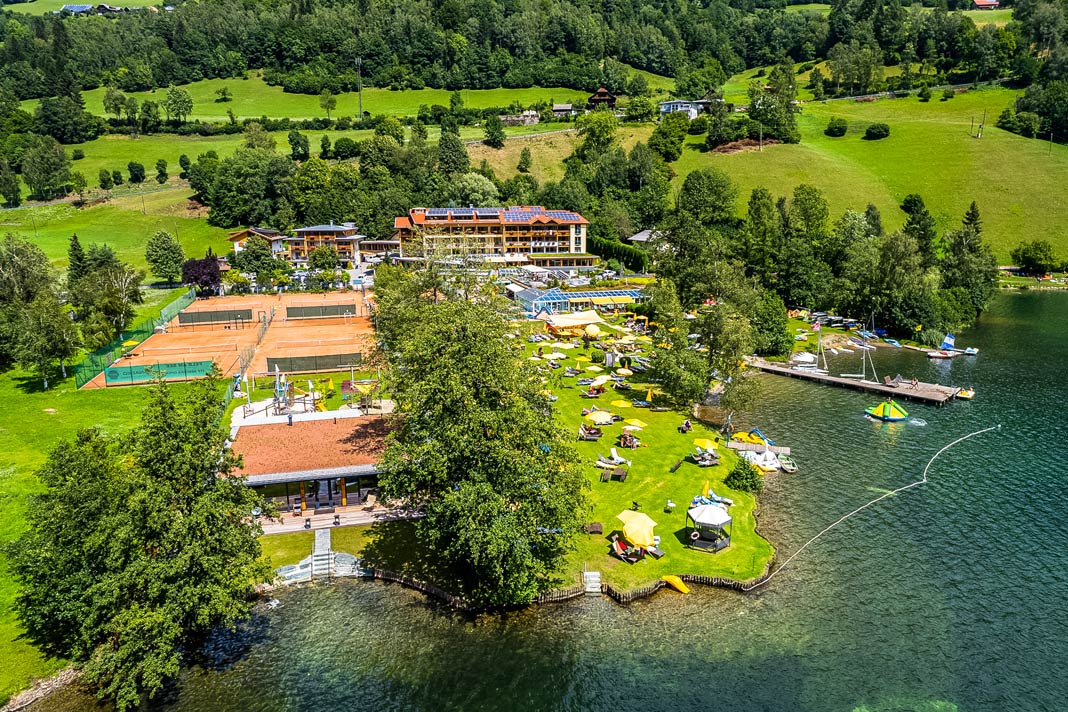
58 75 592 122
474 86 1068 260
0 186 231 270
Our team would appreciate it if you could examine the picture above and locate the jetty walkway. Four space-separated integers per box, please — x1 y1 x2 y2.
748 358 961 405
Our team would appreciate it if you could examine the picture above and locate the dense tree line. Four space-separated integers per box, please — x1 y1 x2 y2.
0 0 1036 105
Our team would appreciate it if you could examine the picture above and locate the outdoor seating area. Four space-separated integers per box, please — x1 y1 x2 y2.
520 315 773 584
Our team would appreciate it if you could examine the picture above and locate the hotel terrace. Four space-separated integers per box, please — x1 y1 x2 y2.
393 206 599 270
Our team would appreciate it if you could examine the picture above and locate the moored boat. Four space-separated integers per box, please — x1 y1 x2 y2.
957 388 975 400
777 454 798 473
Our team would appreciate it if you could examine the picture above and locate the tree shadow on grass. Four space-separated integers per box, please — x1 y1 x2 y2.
358 519 467 596
8 370 65 395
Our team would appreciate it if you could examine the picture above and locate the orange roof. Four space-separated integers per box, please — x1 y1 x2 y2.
233 417 387 476
394 216 412 229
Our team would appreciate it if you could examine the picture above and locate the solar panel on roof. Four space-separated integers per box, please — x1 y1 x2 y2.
426 208 450 216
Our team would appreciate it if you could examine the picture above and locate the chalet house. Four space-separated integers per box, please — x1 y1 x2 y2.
394 206 599 270
971 0 999 7
659 100 701 120
228 226 288 258
587 88 617 111
499 110 540 127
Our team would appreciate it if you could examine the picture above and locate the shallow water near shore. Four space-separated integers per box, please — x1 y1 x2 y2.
31 291 1068 712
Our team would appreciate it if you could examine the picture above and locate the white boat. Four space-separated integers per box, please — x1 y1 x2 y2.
964 347 979 355
792 352 817 364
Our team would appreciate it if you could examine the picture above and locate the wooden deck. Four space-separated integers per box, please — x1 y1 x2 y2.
749 359 960 405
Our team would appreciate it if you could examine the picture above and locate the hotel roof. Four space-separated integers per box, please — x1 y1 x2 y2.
399 206 589 230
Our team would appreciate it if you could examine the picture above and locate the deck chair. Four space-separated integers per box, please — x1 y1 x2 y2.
363 494 377 511
612 540 640 564
609 448 631 466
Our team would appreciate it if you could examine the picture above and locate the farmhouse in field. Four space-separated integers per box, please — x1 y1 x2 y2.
394 206 598 269
587 88 617 110
552 103 575 118
971 0 999 8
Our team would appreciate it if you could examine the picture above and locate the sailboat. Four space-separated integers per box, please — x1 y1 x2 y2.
840 345 878 382
928 333 960 359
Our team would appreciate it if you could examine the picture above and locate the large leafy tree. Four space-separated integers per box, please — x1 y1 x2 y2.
231 235 283 287
144 230 185 284
21 135 71 199
376 275 588 606
15 291 81 388
8 372 271 711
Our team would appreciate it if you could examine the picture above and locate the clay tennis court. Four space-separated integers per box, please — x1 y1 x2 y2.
250 314 375 375
87 291 376 388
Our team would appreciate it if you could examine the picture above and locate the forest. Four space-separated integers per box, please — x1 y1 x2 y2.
0 0 1054 101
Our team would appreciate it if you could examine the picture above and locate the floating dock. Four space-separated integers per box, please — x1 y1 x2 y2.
748 359 960 405
726 441 791 455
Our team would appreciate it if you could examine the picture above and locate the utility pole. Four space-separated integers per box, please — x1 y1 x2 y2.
355 57 363 119
759 122 763 152
1050 130 1055 157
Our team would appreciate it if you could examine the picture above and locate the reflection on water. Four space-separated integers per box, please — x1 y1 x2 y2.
31 293 1068 712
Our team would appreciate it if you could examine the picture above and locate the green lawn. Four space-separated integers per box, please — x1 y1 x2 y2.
6 0 158 14
962 8 1014 25
53 74 592 121
785 3 831 14
258 531 314 568
0 368 159 703
0 187 231 270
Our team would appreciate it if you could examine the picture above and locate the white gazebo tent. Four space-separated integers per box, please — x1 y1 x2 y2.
686 503 732 552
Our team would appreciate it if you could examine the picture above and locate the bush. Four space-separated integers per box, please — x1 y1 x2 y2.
72 149 84 160
725 458 763 493
824 117 847 137
942 88 955 101
863 123 890 140
917 86 932 102
688 115 709 134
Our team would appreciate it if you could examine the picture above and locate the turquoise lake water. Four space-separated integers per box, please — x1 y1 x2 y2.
33 291 1068 712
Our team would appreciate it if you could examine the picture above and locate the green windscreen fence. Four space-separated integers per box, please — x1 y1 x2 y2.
178 308 254 324
74 288 196 388
286 304 358 319
104 360 215 385
266 353 362 374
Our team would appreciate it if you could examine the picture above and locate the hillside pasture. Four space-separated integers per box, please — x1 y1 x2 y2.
475 87 1068 259
62 75 592 121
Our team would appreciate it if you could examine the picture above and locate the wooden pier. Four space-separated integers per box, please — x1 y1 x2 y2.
748 359 960 405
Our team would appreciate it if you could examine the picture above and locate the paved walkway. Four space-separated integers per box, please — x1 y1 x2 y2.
314 528 331 553
231 399 395 429
260 506 423 535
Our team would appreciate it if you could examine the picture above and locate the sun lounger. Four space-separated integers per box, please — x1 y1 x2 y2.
608 448 631 466
611 540 640 564
363 494 377 511
631 400 652 408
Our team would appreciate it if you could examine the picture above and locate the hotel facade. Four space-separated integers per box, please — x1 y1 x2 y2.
393 206 599 269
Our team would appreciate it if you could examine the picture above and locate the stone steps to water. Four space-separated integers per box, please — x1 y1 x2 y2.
583 570 602 595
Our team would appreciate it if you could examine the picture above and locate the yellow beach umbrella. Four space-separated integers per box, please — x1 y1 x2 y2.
693 438 716 451
610 399 632 408
122 339 140 348
575 356 591 363
585 324 601 337
527 356 541 361
591 375 612 386
624 418 648 428
586 365 604 372
544 352 567 360
585 410 615 425
615 368 633 376
617 510 657 548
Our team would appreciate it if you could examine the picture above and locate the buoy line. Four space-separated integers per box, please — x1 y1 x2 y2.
743 424 1001 592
